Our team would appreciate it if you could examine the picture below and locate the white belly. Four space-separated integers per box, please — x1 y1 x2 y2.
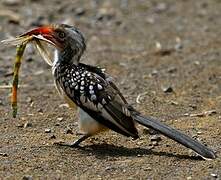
78 108 107 135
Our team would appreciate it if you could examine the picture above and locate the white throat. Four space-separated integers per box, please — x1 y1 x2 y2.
52 49 59 75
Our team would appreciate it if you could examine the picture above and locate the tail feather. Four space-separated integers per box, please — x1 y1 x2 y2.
132 114 216 159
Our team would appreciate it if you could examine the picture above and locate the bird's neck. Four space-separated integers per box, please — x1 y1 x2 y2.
52 49 81 74
53 46 82 66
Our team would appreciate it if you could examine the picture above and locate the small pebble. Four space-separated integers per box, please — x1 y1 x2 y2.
26 56 34 62
145 167 152 171
205 110 216 116
96 7 115 21
45 128 51 133
194 61 200 65
167 67 177 73
37 108 43 113
64 128 73 134
16 123 24 128
75 7 86 16
23 121 32 128
49 135 56 139
162 86 174 93
151 141 159 146
22 175 33 180
169 101 179 105
175 43 183 50
55 123 60 126
105 166 112 171
57 117 64 121
208 165 213 169
210 173 218 178
150 135 162 142
197 131 202 135
149 69 158 77
189 104 197 110
146 17 155 24
0 152 8 157
59 104 69 108
26 97 33 103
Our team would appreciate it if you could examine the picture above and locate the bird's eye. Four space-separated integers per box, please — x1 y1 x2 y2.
58 31 66 39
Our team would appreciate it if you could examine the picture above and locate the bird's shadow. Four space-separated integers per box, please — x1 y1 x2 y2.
56 143 203 161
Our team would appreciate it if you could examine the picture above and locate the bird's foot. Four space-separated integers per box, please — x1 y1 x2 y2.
54 134 91 148
53 141 80 148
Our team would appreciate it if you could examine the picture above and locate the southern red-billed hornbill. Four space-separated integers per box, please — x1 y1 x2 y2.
21 24 216 159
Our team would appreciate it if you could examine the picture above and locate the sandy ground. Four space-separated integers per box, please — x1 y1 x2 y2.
0 0 220 179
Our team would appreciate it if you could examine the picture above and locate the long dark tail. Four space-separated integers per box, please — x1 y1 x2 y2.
132 113 216 159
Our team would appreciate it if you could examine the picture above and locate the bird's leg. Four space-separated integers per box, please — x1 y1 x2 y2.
71 134 91 146
54 134 91 147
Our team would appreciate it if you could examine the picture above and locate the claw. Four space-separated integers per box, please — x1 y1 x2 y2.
53 141 81 148
53 134 91 148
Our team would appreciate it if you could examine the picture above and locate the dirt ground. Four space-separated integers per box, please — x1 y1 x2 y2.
0 0 220 179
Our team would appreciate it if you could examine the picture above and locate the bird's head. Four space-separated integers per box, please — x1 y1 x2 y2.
21 24 86 65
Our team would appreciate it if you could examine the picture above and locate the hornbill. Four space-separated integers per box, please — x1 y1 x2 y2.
19 24 216 159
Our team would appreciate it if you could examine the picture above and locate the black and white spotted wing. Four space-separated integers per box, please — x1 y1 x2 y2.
54 63 139 138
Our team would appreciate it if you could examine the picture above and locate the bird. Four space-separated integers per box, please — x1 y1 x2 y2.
21 24 216 159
